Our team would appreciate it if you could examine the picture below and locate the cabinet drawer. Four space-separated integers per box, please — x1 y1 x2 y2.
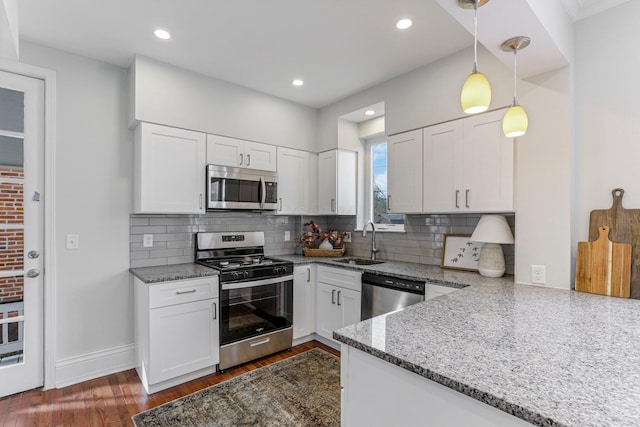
317 266 361 292
149 276 219 308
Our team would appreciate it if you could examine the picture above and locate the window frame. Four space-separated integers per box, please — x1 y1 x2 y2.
364 136 405 233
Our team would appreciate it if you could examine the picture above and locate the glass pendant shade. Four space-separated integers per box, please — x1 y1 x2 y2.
502 104 528 137
461 72 492 114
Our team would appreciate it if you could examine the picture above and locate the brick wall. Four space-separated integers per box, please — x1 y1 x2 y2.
0 167 24 302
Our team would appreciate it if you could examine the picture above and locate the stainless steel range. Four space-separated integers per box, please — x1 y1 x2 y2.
196 231 293 370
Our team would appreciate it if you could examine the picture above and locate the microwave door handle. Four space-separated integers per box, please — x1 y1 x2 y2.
259 176 266 209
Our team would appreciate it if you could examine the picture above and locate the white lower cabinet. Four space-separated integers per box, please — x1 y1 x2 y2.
293 265 315 340
315 266 361 343
134 276 219 394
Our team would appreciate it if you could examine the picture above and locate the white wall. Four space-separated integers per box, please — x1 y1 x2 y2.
19 42 133 376
573 2 640 271
132 55 317 151
317 46 572 287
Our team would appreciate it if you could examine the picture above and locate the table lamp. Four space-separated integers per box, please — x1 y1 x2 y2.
470 215 514 277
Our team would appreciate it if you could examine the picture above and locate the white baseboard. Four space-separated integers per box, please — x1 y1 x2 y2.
55 344 135 388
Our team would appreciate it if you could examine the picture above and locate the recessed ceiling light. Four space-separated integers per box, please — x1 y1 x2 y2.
365 110 376 116
396 19 413 30
154 29 171 40
292 79 304 87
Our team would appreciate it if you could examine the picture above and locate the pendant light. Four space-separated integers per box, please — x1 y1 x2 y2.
459 0 491 114
501 36 530 137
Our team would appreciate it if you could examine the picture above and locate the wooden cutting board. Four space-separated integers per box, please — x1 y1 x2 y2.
589 188 640 298
576 226 631 297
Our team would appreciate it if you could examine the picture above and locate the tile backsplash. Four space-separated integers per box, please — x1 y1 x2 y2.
130 212 514 275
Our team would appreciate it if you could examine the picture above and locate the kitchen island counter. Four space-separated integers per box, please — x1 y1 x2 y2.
335 278 640 426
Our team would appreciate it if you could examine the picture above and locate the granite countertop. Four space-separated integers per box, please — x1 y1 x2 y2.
130 263 219 284
334 278 640 426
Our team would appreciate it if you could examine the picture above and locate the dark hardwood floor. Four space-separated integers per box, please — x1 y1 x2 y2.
0 340 339 427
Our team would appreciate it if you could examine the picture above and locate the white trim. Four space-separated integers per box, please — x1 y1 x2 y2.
0 59 57 390
55 344 135 389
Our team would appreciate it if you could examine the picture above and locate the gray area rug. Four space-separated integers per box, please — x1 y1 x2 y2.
132 348 340 427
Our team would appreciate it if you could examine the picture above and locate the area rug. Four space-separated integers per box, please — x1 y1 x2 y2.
132 348 340 427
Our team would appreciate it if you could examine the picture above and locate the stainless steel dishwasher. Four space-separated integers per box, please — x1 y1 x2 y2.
361 272 425 321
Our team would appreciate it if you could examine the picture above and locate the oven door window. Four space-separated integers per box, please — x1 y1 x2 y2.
220 280 293 345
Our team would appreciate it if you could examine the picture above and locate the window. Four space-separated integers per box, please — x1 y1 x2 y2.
366 137 404 231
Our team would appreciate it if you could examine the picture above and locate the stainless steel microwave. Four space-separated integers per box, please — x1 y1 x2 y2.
206 165 278 210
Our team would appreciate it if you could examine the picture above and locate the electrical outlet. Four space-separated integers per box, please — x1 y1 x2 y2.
66 234 79 249
343 232 352 243
531 265 546 284
284 231 291 241
143 234 154 248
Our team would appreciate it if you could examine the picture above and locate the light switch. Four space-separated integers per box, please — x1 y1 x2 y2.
66 234 79 249
284 231 291 241
143 234 154 247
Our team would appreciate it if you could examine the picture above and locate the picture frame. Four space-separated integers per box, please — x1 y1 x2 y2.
441 234 484 272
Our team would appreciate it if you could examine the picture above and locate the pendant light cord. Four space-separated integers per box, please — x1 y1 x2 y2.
473 1 478 73
513 48 518 105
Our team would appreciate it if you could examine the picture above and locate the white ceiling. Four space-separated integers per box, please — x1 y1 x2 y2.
17 0 628 109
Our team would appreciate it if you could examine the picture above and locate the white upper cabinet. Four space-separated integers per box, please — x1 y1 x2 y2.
423 121 464 213
423 109 513 213
276 147 317 215
387 129 423 213
134 122 206 214
317 149 357 215
462 109 513 212
206 134 277 171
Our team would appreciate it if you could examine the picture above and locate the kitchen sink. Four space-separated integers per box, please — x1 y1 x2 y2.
333 258 385 266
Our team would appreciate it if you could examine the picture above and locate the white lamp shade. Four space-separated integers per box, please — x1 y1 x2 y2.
470 215 514 244
502 105 528 137
461 72 492 114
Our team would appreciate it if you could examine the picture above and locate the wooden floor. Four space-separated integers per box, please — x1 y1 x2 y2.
0 340 338 427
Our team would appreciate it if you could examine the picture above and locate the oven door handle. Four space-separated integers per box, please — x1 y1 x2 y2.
221 274 294 290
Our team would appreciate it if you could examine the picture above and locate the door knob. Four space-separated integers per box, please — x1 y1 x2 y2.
28 250 40 259
27 269 40 278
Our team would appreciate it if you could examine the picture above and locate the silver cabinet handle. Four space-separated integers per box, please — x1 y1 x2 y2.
331 289 336 304
465 189 470 208
388 195 391 211
239 153 243 165
455 190 460 208
176 289 197 295
307 268 311 282
337 290 342 306
279 198 283 211
212 301 217 320
28 250 40 259
199 193 203 210
27 269 40 278
331 198 336 212
246 154 251 166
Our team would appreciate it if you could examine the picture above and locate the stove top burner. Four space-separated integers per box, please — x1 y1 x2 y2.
198 256 283 271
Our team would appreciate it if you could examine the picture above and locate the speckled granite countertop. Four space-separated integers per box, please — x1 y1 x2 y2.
334 277 640 426
130 263 219 284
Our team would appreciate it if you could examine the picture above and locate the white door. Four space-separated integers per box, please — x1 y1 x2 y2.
206 134 243 167
244 141 277 171
387 129 423 213
423 120 464 213
315 282 339 341
0 71 44 397
277 147 309 214
317 151 337 215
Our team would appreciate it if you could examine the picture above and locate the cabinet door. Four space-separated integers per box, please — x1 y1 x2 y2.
336 150 357 215
148 298 219 384
388 130 423 213
245 141 277 171
423 121 464 213
293 265 314 339
135 123 206 214
277 147 310 214
206 134 243 167
315 282 339 341
337 287 361 329
317 150 338 215
463 109 514 212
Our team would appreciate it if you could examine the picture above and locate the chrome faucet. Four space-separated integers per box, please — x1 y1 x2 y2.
362 221 380 260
